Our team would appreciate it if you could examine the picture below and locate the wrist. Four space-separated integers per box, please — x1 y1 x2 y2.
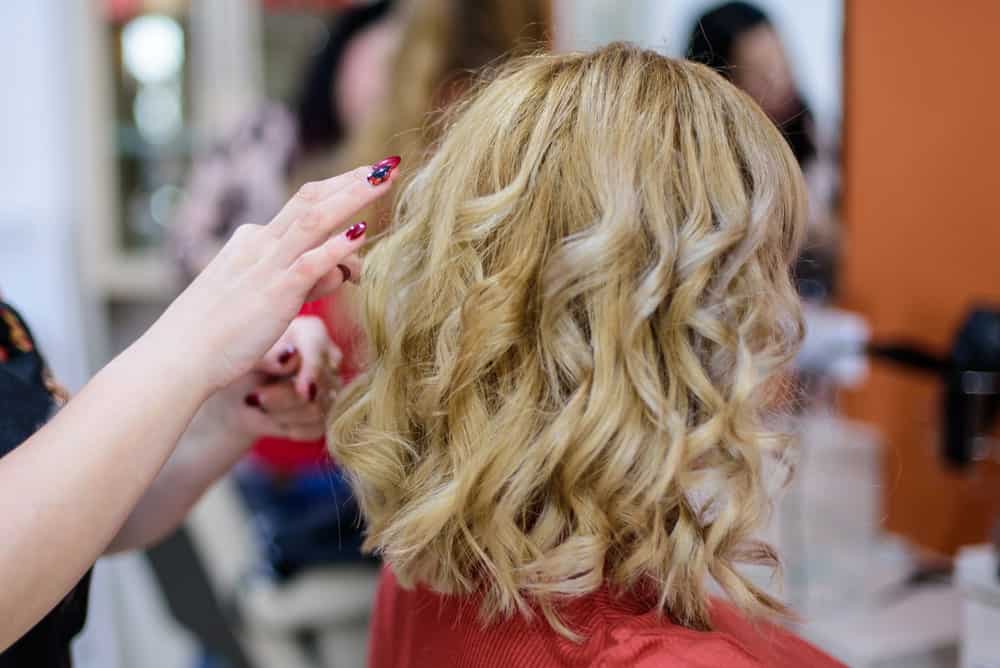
128 324 217 408
191 390 259 449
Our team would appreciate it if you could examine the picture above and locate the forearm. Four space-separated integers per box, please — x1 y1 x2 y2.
0 333 210 650
106 410 254 553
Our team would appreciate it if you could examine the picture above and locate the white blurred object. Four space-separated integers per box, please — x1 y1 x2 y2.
797 305 871 387
801 585 960 668
121 14 185 84
725 415 887 612
189 0 263 138
956 545 1000 668
72 553 199 668
779 414 885 614
780 414 961 666
187 476 377 668
0 0 97 390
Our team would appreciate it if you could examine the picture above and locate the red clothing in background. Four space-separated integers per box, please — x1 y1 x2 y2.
250 296 362 473
369 566 845 668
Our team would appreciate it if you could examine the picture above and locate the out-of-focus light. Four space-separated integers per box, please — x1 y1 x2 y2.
150 185 183 226
134 85 182 144
122 14 185 84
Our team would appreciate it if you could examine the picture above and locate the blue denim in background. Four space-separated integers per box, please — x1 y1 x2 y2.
234 461 378 580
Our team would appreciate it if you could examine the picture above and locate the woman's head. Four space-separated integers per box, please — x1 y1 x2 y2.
331 44 806 634
686 2 815 165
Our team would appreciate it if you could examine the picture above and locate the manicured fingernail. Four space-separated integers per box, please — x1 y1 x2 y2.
278 346 297 365
366 155 400 185
345 221 367 241
337 264 351 283
245 393 261 408
308 382 318 402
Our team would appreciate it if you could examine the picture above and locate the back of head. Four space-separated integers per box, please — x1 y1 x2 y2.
331 43 807 635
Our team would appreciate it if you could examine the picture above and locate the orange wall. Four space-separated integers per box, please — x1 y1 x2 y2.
842 0 1000 554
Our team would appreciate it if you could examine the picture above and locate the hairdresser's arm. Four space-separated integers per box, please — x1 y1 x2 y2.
98 372 258 556
106 316 339 554
0 165 392 651
0 332 217 649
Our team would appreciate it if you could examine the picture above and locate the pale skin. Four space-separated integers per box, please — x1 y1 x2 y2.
0 165 395 651
106 314 338 554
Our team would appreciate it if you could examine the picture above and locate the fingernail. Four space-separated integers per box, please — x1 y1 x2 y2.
245 393 262 408
309 382 318 402
345 221 367 241
337 264 351 283
366 155 400 185
278 346 297 365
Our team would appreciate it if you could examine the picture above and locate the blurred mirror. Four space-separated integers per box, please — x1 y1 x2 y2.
557 0 843 304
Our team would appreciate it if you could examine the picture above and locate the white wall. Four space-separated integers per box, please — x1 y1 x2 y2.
0 1 94 390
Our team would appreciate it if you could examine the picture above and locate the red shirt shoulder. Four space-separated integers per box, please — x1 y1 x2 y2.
369 566 846 668
591 627 760 667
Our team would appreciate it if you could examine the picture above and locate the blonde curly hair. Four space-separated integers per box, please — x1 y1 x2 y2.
329 43 807 636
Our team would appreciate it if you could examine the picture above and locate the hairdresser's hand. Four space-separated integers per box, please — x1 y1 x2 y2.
238 315 340 441
145 164 395 393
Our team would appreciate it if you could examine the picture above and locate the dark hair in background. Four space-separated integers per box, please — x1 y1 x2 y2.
296 0 394 154
686 1 816 166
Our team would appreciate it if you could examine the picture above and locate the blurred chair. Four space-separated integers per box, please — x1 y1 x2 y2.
186 475 379 668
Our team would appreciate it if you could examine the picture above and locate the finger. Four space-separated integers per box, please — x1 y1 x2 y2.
289 221 368 298
304 252 362 302
235 403 283 437
247 380 307 412
294 341 342 402
268 166 373 237
254 338 301 377
269 404 326 427
272 160 397 266
236 397 321 440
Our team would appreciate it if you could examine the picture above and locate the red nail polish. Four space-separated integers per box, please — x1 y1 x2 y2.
367 155 400 185
337 264 351 282
345 221 367 241
309 383 318 402
245 393 261 408
278 346 297 365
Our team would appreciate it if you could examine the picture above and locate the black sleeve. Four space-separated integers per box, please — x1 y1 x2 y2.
0 301 90 667
0 302 56 457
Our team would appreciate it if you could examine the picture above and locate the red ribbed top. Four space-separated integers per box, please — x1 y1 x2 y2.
369 566 845 667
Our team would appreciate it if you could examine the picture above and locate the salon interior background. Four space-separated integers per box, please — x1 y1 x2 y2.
0 1 999 667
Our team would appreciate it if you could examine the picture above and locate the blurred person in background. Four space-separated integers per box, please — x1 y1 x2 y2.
0 165 392 665
330 44 843 668
174 0 399 276
337 0 550 175
686 1 840 304
171 0 401 580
